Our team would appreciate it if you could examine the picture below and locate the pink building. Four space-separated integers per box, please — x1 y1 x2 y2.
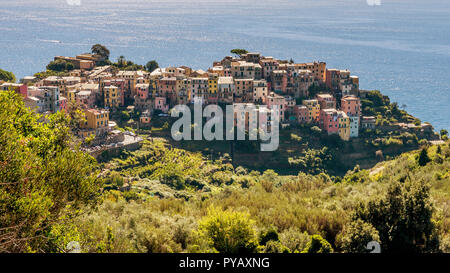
294 105 308 124
271 70 288 93
76 90 95 108
136 83 150 100
341 95 361 117
155 97 169 113
159 77 177 97
59 96 67 112
320 109 339 135
316 94 336 110
0 83 28 98
266 92 286 121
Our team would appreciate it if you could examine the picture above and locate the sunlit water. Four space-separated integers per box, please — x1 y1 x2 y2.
0 0 449 130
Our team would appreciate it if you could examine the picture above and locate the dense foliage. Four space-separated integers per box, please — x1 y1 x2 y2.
46 59 74 72
67 136 449 253
0 91 102 252
0 68 16 82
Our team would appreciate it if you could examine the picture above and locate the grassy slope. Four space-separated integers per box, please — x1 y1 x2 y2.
74 138 449 253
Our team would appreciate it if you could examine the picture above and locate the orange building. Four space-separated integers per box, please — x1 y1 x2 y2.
295 61 326 83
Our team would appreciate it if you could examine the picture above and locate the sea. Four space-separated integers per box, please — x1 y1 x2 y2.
0 0 449 130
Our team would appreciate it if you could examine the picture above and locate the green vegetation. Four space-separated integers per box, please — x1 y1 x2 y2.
145 60 159 73
361 90 418 125
0 68 16 82
33 70 70 80
0 91 102 252
230 49 248 57
46 59 74 72
191 207 259 253
113 56 145 71
62 136 449 253
91 44 110 61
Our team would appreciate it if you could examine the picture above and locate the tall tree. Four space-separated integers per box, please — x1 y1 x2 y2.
91 44 110 60
418 147 431 166
145 60 159 72
353 178 439 253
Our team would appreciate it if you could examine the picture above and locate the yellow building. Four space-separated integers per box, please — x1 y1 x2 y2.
104 85 119 108
302 99 320 123
208 74 218 94
149 78 158 98
67 90 77 103
338 111 350 141
79 108 110 137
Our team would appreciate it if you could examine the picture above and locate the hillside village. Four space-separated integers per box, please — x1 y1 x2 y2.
0 49 437 149
0 48 448 254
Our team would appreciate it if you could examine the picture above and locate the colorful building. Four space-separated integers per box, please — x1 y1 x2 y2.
218 77 235 104
302 99 320 123
294 105 308 124
155 97 169 113
271 70 288 94
317 94 336 110
253 80 268 104
266 92 286 121
319 109 339 135
295 61 326 83
103 85 120 108
80 108 110 137
337 111 350 141
341 95 361 117
234 78 253 102
0 83 28 98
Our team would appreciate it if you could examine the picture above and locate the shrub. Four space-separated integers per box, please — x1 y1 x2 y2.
259 227 279 246
353 179 439 253
194 207 259 253
337 219 380 253
279 229 311 253
302 235 333 253
263 240 290 253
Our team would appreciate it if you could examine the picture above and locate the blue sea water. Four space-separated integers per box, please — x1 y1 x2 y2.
0 0 449 130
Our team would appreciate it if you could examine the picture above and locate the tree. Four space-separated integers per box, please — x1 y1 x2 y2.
145 60 159 73
440 129 448 139
337 219 380 253
0 90 102 252
418 148 431 166
288 147 332 175
91 44 110 60
302 235 333 253
194 207 259 253
46 60 74 72
117 56 127 68
230 49 248 58
353 179 439 253
0 68 16 82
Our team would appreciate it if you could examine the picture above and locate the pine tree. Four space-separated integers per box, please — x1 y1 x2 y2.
418 148 431 166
